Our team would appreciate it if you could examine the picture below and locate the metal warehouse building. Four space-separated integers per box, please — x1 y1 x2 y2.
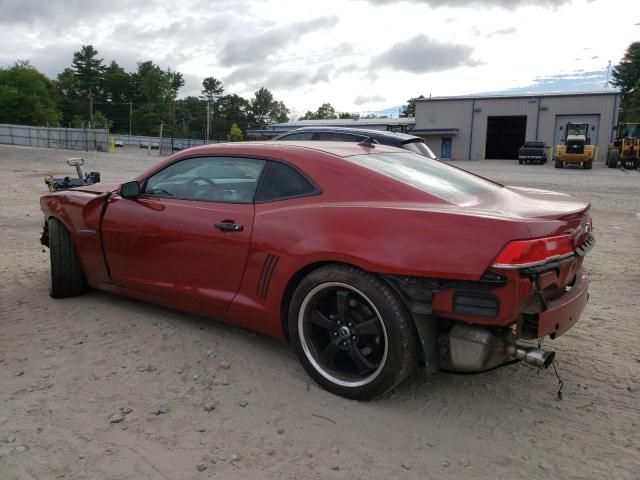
413 92 620 162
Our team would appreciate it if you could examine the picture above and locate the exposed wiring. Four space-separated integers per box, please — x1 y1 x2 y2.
552 361 564 400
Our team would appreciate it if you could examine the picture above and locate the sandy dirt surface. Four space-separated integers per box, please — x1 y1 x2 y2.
1 144 639 480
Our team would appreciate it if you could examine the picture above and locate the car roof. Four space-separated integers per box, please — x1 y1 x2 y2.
275 126 423 143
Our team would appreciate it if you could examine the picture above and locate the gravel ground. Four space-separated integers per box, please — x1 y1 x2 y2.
0 144 639 480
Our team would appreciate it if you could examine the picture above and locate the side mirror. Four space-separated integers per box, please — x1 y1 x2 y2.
120 181 141 199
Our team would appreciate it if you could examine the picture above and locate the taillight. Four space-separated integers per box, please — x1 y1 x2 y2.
493 234 574 268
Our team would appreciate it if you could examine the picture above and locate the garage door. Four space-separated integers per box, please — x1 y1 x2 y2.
553 114 600 149
485 116 527 159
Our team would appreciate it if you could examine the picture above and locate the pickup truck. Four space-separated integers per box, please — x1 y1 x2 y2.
518 141 548 164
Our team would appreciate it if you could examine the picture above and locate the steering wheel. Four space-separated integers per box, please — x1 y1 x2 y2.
185 176 218 199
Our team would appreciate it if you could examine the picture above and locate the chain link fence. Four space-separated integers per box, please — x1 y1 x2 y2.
0 124 109 151
0 124 221 155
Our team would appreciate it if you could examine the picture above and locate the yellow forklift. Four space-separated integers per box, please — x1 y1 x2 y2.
555 122 597 169
607 123 640 170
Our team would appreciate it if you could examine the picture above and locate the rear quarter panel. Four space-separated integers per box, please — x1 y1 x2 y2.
228 198 532 338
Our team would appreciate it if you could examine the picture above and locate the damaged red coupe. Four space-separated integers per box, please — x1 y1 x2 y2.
40 142 594 399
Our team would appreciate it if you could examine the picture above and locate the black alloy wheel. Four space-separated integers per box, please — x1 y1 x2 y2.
298 282 387 387
289 265 419 400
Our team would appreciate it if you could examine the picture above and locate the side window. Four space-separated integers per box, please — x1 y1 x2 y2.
255 162 317 202
277 132 315 141
144 156 266 203
313 132 364 142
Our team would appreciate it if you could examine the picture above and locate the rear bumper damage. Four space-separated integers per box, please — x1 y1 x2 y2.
536 270 588 338
387 248 592 373
438 267 589 372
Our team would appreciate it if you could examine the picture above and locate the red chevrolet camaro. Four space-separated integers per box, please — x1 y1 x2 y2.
40 142 594 399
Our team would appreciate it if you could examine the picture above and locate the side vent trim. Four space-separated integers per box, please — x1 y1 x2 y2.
257 254 280 299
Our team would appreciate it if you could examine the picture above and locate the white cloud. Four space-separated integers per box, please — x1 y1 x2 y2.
0 0 634 113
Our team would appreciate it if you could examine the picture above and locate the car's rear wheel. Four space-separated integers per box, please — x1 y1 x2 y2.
48 218 87 298
289 265 418 400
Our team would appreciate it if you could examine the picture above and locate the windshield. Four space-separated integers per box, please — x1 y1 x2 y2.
620 124 640 138
401 140 437 159
523 142 545 148
567 124 587 136
345 152 502 206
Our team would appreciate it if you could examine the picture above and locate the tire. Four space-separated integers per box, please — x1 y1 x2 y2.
607 149 619 168
555 158 563 168
288 264 418 400
518 159 523 165
623 158 635 170
583 159 593 170
48 218 87 298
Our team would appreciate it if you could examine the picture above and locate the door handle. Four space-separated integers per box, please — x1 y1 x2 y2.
215 222 243 232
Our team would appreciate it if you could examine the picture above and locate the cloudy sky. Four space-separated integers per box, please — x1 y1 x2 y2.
0 0 637 116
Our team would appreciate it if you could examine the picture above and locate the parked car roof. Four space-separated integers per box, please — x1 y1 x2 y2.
272 126 437 159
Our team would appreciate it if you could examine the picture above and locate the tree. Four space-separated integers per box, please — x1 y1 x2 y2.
250 87 276 127
300 102 338 120
134 61 169 106
271 100 290 123
228 123 243 141
211 93 251 139
201 76 224 102
100 61 131 133
400 95 424 118
71 45 105 123
56 67 83 125
339 112 353 119
92 111 112 129
0 62 61 125
175 95 207 138
611 42 640 121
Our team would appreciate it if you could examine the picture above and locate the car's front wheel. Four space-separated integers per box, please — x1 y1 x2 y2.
289 265 418 400
48 218 87 298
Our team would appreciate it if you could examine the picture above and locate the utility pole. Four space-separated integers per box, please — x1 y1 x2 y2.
206 101 210 143
129 101 132 136
89 90 94 126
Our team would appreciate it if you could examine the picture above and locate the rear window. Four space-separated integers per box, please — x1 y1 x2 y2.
523 142 545 148
345 152 502 206
314 132 365 142
401 140 437 159
277 132 314 141
255 161 317 202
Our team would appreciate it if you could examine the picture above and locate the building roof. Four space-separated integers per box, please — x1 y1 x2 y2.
416 91 621 102
269 117 415 128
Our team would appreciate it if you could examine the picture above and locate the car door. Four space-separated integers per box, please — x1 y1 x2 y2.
101 156 266 312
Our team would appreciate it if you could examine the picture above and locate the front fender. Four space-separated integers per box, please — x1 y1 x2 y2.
40 191 112 285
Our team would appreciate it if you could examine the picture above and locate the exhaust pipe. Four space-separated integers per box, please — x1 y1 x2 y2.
442 324 557 372
508 345 555 369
